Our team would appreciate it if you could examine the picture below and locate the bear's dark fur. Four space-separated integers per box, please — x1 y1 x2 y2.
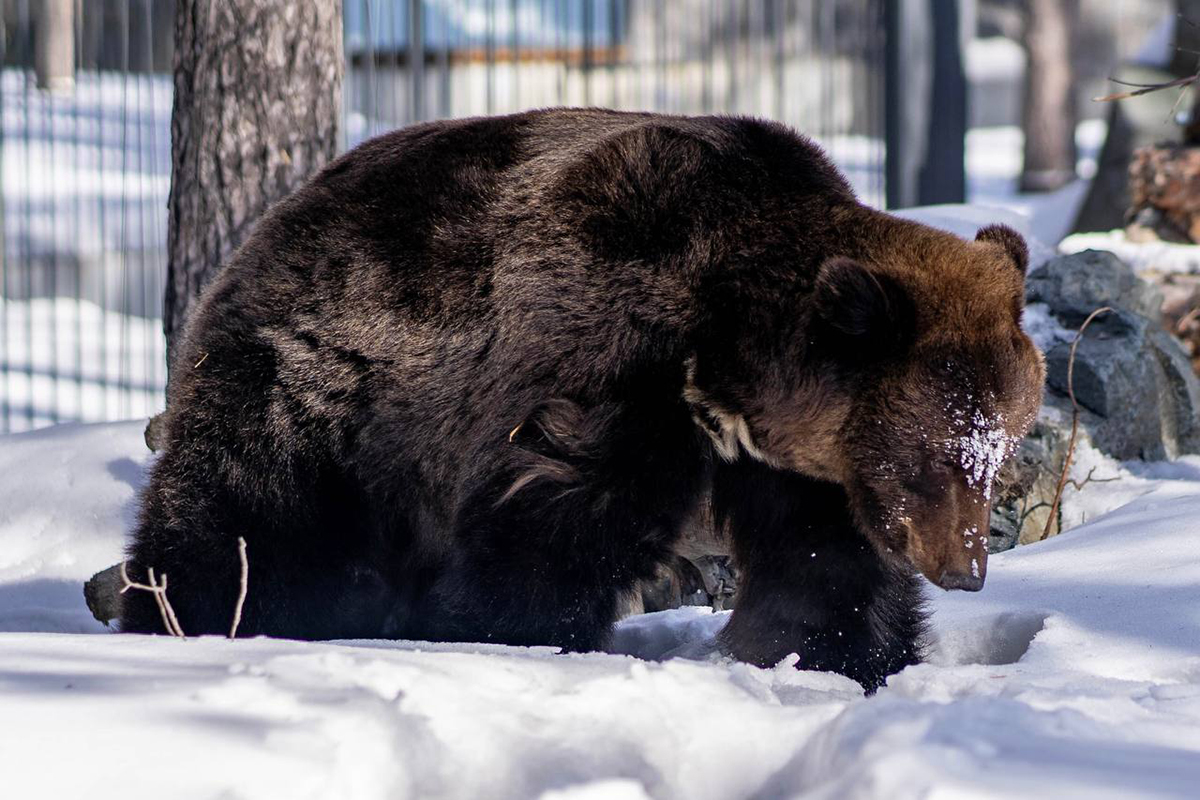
121 109 1044 692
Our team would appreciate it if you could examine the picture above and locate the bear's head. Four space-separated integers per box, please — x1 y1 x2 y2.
688 219 1045 591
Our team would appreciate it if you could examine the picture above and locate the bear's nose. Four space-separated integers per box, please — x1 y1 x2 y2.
936 570 985 592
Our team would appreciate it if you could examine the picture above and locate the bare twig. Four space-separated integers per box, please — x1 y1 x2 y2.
157 573 185 639
1040 307 1112 542
119 561 185 638
1094 73 1198 103
146 566 170 634
1065 465 1120 492
229 537 249 639
1018 500 1053 532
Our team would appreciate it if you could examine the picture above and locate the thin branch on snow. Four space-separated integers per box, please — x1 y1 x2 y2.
1065 466 1121 493
229 537 249 639
119 561 185 638
1040 307 1113 542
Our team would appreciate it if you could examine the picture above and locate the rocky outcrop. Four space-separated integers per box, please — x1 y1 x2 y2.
1027 250 1200 461
990 248 1200 551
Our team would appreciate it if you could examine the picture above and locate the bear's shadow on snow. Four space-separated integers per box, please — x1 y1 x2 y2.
0 578 110 634
0 638 220 697
106 456 146 493
106 455 148 531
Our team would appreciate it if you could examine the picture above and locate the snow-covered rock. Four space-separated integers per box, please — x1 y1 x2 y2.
1061 229 1200 276
2 421 1200 798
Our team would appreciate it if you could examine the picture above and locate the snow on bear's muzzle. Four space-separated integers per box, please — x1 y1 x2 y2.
906 409 1015 592
902 480 990 592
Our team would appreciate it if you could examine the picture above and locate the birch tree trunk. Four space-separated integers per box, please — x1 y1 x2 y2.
164 0 342 368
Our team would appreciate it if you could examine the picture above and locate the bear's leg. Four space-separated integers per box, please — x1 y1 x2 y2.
414 480 668 652
120 443 400 639
713 459 927 693
412 400 704 652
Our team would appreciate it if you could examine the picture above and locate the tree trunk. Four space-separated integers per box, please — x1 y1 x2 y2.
164 0 342 369
1020 0 1079 192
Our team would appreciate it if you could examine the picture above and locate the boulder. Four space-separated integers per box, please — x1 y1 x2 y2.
1027 248 1163 321
1028 250 1200 461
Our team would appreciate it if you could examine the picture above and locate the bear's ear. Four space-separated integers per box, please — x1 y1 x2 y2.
975 224 1029 275
814 257 915 355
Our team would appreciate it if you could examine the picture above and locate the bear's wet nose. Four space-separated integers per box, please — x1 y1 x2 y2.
936 570 985 592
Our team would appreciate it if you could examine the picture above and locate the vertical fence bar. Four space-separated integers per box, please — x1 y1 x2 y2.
21 0 34 427
72 0 84 420
486 0 495 114
364 0 378 136
119 0 130 419
411 0 424 122
0 0 7 429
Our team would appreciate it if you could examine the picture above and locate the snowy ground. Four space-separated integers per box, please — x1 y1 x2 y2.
2 421 1199 799
1061 230 1200 276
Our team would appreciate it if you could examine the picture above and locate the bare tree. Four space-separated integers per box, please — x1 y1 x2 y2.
1020 0 1080 192
164 0 343 368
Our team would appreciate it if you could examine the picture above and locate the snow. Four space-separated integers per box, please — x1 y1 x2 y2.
2 421 1200 798
964 121 1107 248
956 408 1019 501
1061 230 1200 276
1021 302 1076 353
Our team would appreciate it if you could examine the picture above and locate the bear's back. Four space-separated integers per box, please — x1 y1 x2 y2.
165 109 856 505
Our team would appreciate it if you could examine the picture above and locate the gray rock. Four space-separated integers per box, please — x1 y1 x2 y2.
1027 250 1200 461
83 563 124 627
1028 249 1164 323
1149 326 1200 453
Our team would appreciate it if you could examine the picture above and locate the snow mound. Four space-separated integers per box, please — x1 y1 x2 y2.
1061 230 1200 276
2 421 1200 799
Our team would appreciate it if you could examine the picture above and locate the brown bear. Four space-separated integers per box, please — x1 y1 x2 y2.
119 108 1044 692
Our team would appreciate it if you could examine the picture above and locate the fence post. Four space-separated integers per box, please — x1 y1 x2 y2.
410 0 424 122
35 0 76 92
919 0 967 204
885 0 967 209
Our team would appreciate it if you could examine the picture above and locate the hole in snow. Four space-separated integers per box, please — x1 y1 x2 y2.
929 611 1048 666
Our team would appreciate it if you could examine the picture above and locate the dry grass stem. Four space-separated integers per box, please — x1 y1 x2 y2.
119 560 185 637
229 537 249 639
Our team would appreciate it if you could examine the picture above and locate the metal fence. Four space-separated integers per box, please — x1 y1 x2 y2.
0 0 887 433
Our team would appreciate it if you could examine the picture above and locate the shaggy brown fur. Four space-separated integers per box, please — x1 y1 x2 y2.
119 108 1043 692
